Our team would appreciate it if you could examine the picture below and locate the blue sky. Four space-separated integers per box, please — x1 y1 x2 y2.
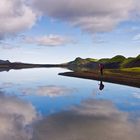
0 0 140 64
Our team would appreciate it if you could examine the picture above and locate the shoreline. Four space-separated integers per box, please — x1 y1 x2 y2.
0 63 140 88
59 70 140 88
0 63 65 71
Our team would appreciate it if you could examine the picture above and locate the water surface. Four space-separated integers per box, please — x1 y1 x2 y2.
0 68 140 140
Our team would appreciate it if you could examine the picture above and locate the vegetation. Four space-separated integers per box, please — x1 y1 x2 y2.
60 68 140 88
108 55 125 63
85 58 97 62
67 54 140 70
119 67 140 73
120 57 134 68
98 58 110 63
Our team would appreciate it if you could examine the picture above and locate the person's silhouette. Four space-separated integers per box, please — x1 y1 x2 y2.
99 63 104 76
99 80 104 90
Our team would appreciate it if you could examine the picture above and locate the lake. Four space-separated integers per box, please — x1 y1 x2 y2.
0 68 140 140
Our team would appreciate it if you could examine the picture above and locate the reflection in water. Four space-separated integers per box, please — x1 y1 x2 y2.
0 91 38 140
33 99 140 140
21 85 76 97
0 68 10 72
0 82 16 88
0 68 139 140
133 92 140 99
99 80 104 90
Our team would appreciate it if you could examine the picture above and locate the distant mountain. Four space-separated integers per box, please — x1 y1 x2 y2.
0 59 64 71
66 54 140 70
67 57 98 71
0 60 10 64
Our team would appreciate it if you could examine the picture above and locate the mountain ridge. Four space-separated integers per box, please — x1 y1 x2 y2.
66 54 140 70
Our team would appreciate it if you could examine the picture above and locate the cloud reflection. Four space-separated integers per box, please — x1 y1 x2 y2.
33 99 140 140
133 92 140 99
0 82 16 88
0 92 38 140
21 85 76 97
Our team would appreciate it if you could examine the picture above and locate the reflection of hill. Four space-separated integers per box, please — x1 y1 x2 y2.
0 68 10 72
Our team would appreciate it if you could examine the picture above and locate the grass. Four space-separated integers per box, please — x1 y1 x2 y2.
98 58 110 63
0 64 10 68
108 55 125 63
119 67 140 73
105 67 140 74
103 67 140 81
85 58 98 62
120 57 134 68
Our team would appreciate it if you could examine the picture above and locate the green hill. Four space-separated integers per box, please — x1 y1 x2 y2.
121 55 140 68
108 55 126 63
67 54 140 70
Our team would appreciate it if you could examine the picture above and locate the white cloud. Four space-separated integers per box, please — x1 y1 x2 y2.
0 42 20 49
32 0 137 33
24 35 74 46
1 0 139 40
0 0 37 39
0 0 139 40
132 34 140 41
92 35 107 44
21 85 76 97
0 93 38 140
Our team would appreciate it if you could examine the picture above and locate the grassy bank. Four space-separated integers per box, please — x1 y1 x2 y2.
59 67 140 88
119 67 140 73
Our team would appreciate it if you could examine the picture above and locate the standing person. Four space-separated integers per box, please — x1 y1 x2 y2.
99 63 104 76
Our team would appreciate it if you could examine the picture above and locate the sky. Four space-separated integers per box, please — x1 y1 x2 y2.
0 0 140 64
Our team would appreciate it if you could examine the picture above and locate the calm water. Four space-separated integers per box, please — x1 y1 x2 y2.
0 68 140 140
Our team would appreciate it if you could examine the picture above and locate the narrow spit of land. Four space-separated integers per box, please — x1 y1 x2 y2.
59 69 140 88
